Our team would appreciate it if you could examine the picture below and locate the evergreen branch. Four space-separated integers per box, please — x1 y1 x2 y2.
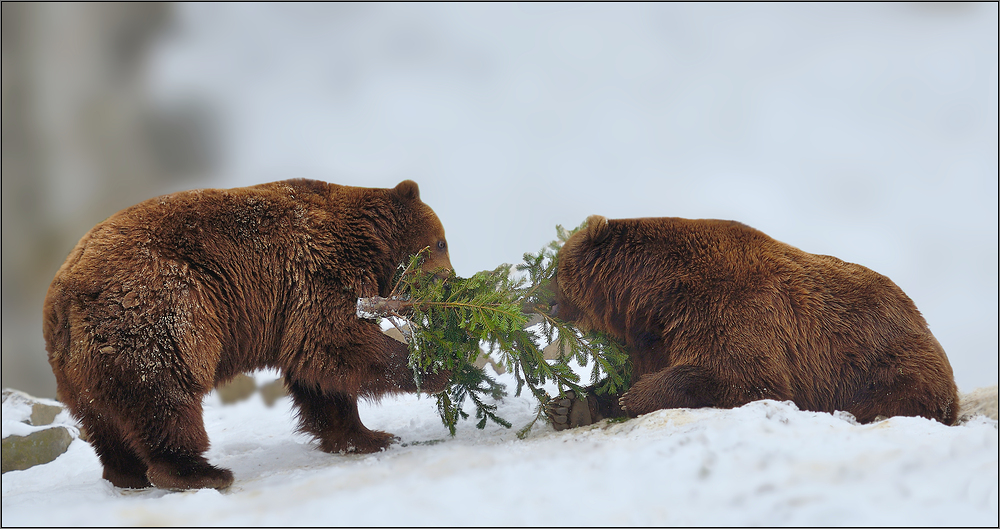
356 222 631 436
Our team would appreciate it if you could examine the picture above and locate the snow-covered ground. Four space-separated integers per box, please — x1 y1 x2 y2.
3 368 997 527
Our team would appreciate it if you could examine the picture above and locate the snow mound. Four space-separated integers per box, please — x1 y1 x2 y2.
3 374 997 526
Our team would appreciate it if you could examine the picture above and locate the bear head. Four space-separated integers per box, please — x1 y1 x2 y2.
389 180 452 278
550 214 611 331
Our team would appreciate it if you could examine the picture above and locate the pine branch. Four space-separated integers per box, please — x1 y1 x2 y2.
357 223 631 436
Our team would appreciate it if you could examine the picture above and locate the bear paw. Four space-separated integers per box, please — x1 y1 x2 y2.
320 430 400 454
103 466 152 489
545 390 594 431
619 390 653 417
146 459 234 490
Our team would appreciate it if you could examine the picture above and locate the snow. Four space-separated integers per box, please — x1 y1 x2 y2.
3 369 997 526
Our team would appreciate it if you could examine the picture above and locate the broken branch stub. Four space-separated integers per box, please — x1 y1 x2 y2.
356 296 411 319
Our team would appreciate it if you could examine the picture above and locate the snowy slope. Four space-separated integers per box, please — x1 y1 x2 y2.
3 368 997 527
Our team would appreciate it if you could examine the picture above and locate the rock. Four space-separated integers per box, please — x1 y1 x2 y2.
383 326 409 343
2 388 33 413
216 373 257 404
260 378 288 407
959 385 999 422
30 402 63 426
473 354 506 375
4 388 69 427
2 388 77 473
2 426 74 473
541 340 564 361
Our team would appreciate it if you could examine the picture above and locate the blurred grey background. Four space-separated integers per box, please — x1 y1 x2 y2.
3 2 996 398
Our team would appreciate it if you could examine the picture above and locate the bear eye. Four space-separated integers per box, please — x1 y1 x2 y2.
437 240 447 251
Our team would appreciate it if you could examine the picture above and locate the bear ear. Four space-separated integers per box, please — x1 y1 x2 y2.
585 215 610 244
393 180 420 201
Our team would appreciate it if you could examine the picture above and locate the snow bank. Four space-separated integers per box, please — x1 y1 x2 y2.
2 370 997 527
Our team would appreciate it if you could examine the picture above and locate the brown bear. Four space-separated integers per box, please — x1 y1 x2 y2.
43 179 453 490
546 215 959 430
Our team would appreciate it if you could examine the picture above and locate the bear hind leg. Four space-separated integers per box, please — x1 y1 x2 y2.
288 381 397 454
619 364 722 417
133 398 233 490
78 409 151 489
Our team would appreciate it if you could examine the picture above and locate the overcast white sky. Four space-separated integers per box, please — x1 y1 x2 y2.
143 2 997 390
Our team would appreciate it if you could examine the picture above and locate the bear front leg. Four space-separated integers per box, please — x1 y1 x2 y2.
359 327 451 396
618 364 721 417
287 380 397 454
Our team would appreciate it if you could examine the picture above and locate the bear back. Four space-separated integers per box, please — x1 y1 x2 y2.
554 215 959 424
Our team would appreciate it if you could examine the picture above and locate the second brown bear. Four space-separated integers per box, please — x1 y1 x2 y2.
547 215 959 428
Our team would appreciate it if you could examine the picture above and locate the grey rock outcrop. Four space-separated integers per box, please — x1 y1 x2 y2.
2 388 77 473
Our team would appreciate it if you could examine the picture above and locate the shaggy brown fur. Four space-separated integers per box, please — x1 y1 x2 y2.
549 215 959 428
43 179 452 490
